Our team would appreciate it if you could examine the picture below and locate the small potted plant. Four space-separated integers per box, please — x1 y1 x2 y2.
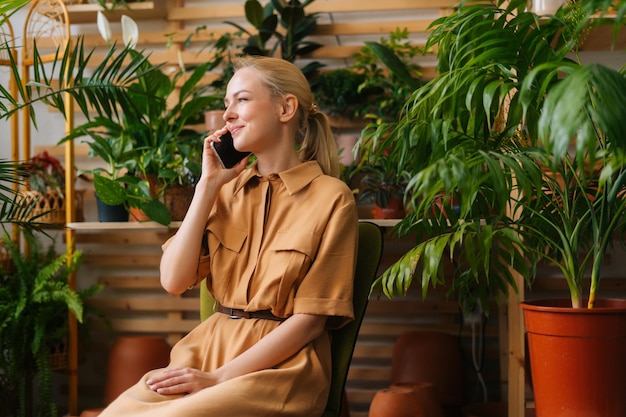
224 0 324 79
358 160 408 219
18 151 84 225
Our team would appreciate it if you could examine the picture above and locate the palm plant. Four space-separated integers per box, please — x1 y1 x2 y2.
357 0 626 313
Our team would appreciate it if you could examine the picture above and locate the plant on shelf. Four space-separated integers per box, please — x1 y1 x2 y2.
310 68 374 121
17 151 86 225
358 158 409 219
0 230 101 417
350 28 424 125
355 0 626 413
58 14 217 225
225 0 324 79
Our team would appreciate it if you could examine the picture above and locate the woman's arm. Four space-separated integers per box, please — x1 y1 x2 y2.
160 130 248 294
146 313 327 395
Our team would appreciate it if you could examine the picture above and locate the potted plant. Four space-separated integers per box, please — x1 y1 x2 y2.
355 0 626 414
61 46 215 225
224 0 324 79
17 151 85 225
349 28 424 125
0 230 101 417
358 159 409 219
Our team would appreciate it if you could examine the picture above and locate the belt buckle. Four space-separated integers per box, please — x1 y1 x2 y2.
228 308 242 319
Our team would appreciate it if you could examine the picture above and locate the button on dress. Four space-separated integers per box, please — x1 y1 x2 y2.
98 161 359 417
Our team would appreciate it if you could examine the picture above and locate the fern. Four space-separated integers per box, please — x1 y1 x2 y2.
0 230 87 417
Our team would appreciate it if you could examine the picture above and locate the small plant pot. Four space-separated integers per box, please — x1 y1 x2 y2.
371 197 405 219
95 193 128 222
164 185 194 221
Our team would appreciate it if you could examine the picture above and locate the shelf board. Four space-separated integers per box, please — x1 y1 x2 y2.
65 0 167 25
67 221 182 231
67 218 399 231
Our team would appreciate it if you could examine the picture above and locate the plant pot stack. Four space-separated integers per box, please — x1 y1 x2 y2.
369 331 461 417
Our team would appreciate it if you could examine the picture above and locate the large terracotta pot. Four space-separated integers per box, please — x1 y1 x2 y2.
104 336 171 405
391 331 464 411
391 382 446 417
521 298 626 417
369 386 424 417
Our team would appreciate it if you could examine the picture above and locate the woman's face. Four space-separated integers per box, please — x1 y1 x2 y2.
223 67 282 154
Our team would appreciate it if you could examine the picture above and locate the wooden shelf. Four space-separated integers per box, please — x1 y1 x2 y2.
65 0 167 24
67 218 399 231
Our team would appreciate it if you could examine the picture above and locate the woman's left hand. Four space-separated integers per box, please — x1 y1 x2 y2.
146 367 218 395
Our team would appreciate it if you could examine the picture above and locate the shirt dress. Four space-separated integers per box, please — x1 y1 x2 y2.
98 161 359 417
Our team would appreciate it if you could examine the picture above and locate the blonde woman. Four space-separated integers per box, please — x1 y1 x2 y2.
99 56 358 416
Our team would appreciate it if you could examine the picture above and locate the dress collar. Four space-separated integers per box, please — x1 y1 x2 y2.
234 160 324 196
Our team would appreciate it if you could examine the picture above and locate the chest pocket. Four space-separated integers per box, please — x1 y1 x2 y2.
269 230 320 291
207 224 248 299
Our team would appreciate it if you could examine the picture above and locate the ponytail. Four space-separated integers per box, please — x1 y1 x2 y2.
298 108 340 178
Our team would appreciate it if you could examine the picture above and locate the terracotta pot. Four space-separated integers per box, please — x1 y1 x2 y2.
128 206 151 222
391 331 464 409
371 196 405 219
164 185 194 221
104 336 171 405
369 386 424 417
521 298 626 417
391 382 446 417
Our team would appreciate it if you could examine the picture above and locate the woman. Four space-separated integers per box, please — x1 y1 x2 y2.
98 56 359 416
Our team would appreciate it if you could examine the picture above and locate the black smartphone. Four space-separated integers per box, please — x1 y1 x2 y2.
210 131 250 169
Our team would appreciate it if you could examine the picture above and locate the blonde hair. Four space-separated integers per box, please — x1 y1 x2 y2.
232 57 340 178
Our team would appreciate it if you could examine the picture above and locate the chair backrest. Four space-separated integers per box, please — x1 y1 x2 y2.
199 221 384 417
322 221 384 417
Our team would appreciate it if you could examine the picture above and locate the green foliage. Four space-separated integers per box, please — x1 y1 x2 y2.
350 28 424 124
225 0 324 78
310 69 371 118
0 231 92 417
358 0 626 314
58 45 215 225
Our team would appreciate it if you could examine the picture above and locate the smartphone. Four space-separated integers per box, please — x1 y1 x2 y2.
210 131 250 169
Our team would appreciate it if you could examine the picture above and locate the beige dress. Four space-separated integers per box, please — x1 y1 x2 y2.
99 161 359 417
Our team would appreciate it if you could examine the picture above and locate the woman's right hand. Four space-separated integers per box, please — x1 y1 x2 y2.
200 127 248 188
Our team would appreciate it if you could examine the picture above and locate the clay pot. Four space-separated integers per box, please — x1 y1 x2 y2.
391 331 464 409
521 298 626 417
391 383 446 417
104 336 171 405
371 196 405 219
164 185 194 221
369 386 424 417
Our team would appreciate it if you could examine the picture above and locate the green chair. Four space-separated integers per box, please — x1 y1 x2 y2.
200 221 384 417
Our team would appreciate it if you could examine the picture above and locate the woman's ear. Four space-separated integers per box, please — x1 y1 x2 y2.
278 94 298 122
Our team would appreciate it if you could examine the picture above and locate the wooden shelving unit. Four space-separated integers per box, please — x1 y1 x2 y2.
64 0 167 24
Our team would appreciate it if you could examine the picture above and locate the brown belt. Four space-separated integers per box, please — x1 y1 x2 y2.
217 304 286 322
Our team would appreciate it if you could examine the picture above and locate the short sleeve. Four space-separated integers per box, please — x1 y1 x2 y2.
293 197 359 329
